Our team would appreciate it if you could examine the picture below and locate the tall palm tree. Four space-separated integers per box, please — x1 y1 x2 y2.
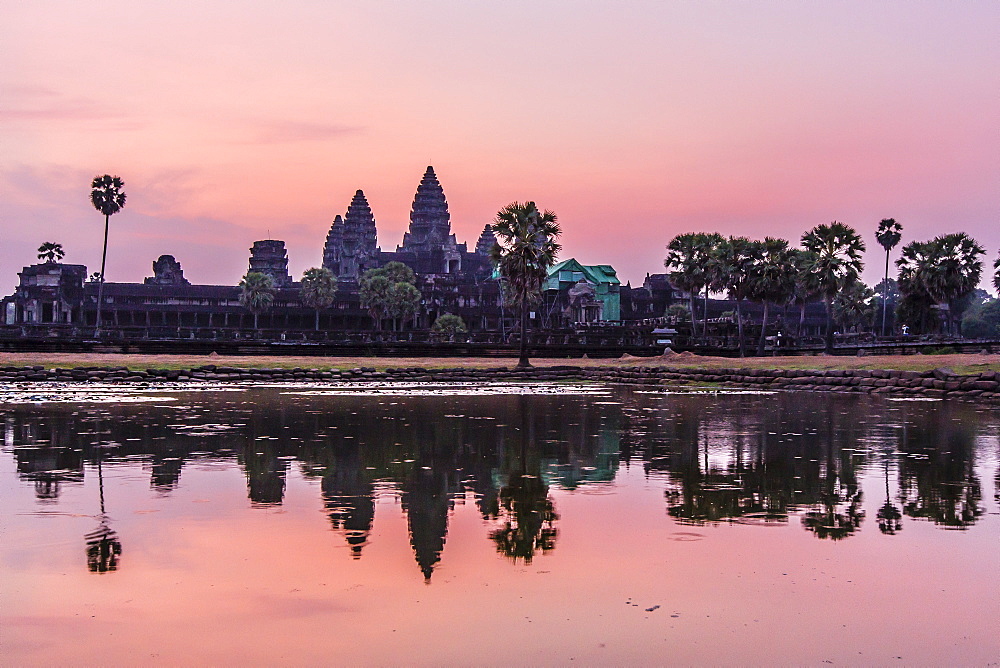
875 218 902 336
711 236 758 357
696 232 725 332
37 242 65 263
801 222 866 353
239 271 275 331
665 233 708 337
790 248 818 339
300 267 338 330
490 201 561 368
993 253 1000 295
89 175 126 335
747 237 797 356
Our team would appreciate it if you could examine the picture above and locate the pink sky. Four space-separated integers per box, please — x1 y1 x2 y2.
1 1 997 292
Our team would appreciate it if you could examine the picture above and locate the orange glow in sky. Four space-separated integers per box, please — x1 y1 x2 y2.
1 1 997 290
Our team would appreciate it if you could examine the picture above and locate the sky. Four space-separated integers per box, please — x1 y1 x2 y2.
1 1 998 293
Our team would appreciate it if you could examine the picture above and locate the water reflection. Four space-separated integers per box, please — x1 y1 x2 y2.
1 388 996 582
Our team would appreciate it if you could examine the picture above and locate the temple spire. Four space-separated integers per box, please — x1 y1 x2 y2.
399 166 451 252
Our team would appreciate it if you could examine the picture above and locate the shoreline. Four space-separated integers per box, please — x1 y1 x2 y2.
1 351 1000 374
0 353 998 405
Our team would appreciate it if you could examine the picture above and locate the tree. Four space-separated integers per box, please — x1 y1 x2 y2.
897 233 985 335
961 292 1000 338
239 271 275 331
710 236 758 357
790 249 819 338
90 175 126 334
300 267 338 330
875 218 902 336
87 272 102 283
695 232 725 331
387 282 421 331
747 237 797 356
360 262 419 331
832 281 875 332
490 201 561 368
801 222 866 353
431 313 468 341
37 242 65 263
665 233 709 337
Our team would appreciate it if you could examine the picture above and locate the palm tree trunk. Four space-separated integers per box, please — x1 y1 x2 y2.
881 250 890 337
736 299 745 357
95 213 110 334
688 292 698 338
798 302 806 338
824 297 834 354
703 286 709 337
315 309 320 331
253 312 259 331
756 301 770 356
518 299 530 368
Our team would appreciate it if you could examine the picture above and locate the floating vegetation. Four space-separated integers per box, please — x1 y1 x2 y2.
281 383 611 397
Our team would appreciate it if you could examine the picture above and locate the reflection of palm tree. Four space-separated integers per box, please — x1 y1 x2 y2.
801 424 865 540
85 448 122 572
876 459 902 535
489 397 558 562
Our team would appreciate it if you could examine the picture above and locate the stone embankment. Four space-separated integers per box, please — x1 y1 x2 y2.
1 364 998 404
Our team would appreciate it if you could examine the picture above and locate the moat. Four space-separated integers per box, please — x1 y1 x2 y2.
2 385 997 664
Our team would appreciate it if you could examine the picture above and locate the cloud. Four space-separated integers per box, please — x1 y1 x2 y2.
0 85 143 130
232 119 364 145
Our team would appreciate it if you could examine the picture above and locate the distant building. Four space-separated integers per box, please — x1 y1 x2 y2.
542 259 621 325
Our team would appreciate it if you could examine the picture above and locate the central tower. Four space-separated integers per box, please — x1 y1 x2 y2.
398 166 453 252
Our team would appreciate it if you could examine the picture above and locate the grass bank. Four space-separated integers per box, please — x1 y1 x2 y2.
1 351 999 375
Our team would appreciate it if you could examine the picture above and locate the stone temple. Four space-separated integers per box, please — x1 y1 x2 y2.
322 166 492 282
1 165 706 344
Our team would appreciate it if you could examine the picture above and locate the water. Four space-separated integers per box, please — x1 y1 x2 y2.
2 384 997 665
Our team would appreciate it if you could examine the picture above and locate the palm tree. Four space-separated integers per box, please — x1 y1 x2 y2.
875 218 902 336
897 234 985 335
695 232 725 332
387 282 421 331
490 201 561 368
832 281 876 333
747 237 797 356
359 263 419 332
90 175 126 335
239 271 275 331
790 248 819 339
665 233 708 337
920 233 984 335
994 254 1000 295
37 242 65 263
300 267 338 330
710 236 757 357
801 222 866 353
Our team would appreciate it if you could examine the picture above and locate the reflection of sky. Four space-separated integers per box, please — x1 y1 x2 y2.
1 388 998 663
2 3 998 294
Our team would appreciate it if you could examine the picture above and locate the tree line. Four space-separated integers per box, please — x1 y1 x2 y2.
665 220 996 355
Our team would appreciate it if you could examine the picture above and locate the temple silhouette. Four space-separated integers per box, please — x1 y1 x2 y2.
0 166 695 346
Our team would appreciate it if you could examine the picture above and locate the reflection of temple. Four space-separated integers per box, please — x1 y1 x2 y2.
321 448 376 558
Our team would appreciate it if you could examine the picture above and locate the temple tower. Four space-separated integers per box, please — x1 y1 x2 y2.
323 191 380 280
248 240 293 287
399 166 454 252
322 215 345 276
475 225 497 256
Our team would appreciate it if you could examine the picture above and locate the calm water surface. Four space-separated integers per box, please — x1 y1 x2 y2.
2 384 997 665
